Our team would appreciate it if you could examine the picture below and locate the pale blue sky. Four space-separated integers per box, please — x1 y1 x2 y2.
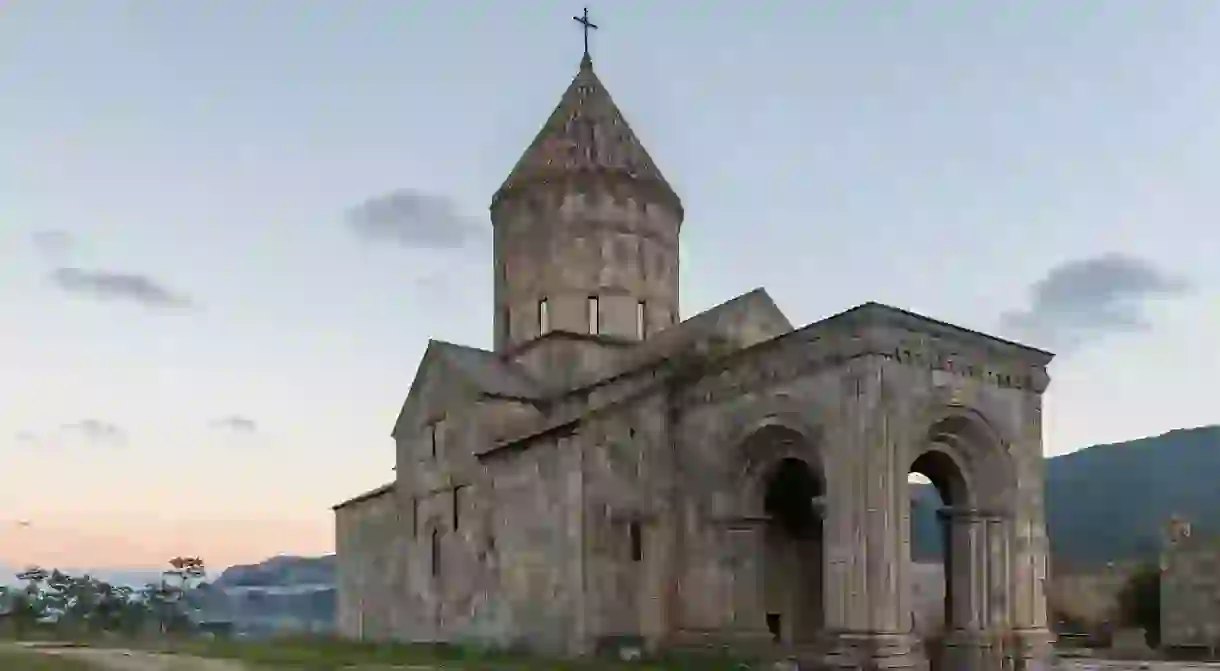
1 1 1216 568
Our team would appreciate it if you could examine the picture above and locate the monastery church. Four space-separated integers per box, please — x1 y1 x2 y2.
334 29 1056 671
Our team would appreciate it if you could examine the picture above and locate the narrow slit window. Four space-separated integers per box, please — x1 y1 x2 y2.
411 497 419 538
629 521 643 562
452 486 463 532
431 528 441 578
588 296 599 334
539 298 550 335
429 421 438 458
636 300 646 340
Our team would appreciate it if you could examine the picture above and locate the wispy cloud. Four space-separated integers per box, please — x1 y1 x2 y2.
13 431 39 446
61 419 126 446
31 230 75 257
209 415 258 433
346 189 485 250
1000 253 1192 353
49 268 194 309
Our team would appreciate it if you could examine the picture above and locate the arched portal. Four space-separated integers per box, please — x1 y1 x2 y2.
909 447 971 638
907 410 1017 670
761 456 825 645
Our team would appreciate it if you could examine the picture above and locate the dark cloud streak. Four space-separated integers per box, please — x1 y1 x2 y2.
1000 253 1191 353
61 419 126 446
50 267 194 309
346 189 484 250
209 416 258 433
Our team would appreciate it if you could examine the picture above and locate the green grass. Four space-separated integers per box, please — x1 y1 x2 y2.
155 635 754 670
0 647 103 671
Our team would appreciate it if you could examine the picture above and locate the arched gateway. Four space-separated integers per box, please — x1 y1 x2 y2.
333 19 1055 671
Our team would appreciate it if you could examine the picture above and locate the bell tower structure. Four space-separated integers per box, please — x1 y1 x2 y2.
490 46 683 386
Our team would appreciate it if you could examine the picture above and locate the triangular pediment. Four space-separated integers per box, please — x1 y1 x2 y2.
390 340 543 439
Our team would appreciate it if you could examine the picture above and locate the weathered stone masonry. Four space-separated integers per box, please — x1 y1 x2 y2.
333 50 1056 670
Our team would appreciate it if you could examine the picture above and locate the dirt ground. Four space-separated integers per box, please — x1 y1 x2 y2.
11 642 1220 671
5 643 250 671
1057 662 1220 670
4 641 443 670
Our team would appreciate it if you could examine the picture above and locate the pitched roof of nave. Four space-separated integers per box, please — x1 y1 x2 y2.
431 341 544 400
388 339 545 442
492 54 680 211
560 288 795 392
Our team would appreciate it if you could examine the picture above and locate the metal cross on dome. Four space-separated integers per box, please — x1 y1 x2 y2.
573 7 598 59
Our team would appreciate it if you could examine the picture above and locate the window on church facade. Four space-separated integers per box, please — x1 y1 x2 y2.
411 497 419 538
629 521 643 562
452 485 464 532
429 420 441 459
539 298 550 335
430 528 441 578
636 300 646 340
587 296 600 334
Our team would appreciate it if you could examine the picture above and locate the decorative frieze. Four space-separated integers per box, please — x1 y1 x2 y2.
672 311 1052 412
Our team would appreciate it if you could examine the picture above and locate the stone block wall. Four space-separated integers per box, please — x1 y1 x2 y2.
1162 536 1220 648
334 485 401 640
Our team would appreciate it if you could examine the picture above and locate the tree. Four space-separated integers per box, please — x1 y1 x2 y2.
1116 562 1161 648
148 556 207 633
5 567 50 635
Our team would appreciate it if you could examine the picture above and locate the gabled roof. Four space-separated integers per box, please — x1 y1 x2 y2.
332 482 393 511
432 341 543 400
563 288 793 392
818 302 1055 366
390 340 543 439
492 55 680 211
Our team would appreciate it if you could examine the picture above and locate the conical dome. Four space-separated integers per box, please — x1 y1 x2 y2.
492 55 680 212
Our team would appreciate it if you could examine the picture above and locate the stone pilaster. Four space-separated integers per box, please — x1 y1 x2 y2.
939 507 1001 671
823 358 925 670
725 516 774 641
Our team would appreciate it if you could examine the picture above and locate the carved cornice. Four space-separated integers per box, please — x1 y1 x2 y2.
672 303 1054 411
491 170 684 222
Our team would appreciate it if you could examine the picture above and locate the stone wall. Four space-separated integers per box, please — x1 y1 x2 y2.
1162 535 1220 648
1046 563 1133 630
474 433 586 654
334 484 401 640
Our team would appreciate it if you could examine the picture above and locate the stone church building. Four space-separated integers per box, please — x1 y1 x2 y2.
334 49 1055 670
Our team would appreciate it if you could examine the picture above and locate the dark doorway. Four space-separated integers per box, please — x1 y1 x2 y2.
762 457 825 645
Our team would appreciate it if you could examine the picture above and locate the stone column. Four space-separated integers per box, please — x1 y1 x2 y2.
939 507 993 671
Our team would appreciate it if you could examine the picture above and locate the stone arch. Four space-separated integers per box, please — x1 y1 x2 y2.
731 413 827 519
912 405 1017 513
907 404 1019 665
709 399 831 646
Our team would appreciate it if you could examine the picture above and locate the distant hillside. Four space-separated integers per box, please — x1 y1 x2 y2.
201 556 336 633
913 425 1220 566
213 555 334 588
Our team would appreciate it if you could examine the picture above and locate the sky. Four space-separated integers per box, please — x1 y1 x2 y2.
1 1 1217 571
